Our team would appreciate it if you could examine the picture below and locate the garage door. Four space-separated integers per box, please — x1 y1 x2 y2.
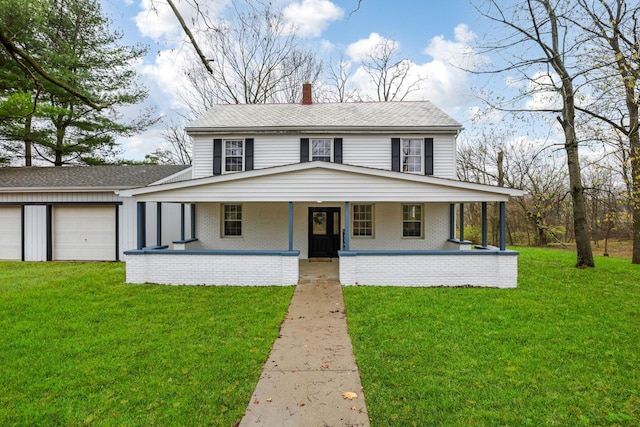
0 206 21 260
53 206 116 261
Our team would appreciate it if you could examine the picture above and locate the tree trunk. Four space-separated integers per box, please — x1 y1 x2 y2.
23 114 32 167
560 101 594 266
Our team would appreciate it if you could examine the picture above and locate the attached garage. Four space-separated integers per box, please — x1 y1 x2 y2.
0 206 21 260
0 165 191 262
53 205 117 261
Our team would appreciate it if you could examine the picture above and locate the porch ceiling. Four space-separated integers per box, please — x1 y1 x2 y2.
117 162 524 203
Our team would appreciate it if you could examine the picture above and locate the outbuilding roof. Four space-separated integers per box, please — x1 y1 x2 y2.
0 165 190 190
186 101 462 133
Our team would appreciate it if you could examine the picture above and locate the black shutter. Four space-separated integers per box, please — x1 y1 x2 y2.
300 138 309 162
213 139 222 175
333 138 343 164
391 138 400 171
424 137 434 175
245 138 254 171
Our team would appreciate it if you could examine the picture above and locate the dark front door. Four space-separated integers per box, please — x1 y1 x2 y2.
308 207 340 258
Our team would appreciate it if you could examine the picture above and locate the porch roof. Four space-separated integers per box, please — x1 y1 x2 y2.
117 162 524 203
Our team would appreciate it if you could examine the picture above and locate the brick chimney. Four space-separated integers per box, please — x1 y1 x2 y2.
302 83 312 105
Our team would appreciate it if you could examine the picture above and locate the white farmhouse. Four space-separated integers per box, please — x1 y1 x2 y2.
119 85 524 288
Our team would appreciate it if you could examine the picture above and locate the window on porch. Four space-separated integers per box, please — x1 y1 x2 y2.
222 204 242 237
352 204 374 237
402 204 422 237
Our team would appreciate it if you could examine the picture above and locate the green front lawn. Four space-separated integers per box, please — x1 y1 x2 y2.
344 247 640 426
0 262 294 426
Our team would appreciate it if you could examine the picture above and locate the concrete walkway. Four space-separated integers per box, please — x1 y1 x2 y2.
239 262 370 427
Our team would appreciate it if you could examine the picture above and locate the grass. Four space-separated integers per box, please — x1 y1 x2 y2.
0 262 294 426
344 247 640 426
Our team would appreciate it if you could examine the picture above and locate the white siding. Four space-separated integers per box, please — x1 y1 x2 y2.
24 205 47 261
189 133 458 179
341 135 391 170
433 135 456 178
192 135 214 178
254 135 299 169
132 168 509 203
119 198 138 255
0 206 21 260
0 192 120 203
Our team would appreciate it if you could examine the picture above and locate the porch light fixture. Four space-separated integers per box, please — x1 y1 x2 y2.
316 200 323 203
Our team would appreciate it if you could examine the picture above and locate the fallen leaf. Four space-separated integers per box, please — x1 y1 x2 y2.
266 397 272 403
321 363 330 369
351 406 357 411
253 399 259 405
342 391 358 400
299 402 305 407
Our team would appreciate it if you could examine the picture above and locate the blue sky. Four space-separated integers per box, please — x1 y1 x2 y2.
99 0 499 160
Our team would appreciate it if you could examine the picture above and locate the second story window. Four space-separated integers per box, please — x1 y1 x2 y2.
224 140 244 172
311 139 332 162
402 139 422 173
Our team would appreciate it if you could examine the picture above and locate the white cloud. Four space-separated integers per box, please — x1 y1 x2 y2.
282 0 343 37
346 33 398 62
133 0 228 42
342 25 489 115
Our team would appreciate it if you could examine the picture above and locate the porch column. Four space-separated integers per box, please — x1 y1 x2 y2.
156 202 162 247
288 202 294 251
190 204 196 239
481 202 488 247
344 201 350 250
180 204 185 241
449 204 456 239
499 201 506 250
459 203 465 241
137 202 146 250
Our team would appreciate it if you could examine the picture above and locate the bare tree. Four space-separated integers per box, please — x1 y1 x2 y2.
570 0 640 264
146 120 192 165
177 1 322 106
360 38 426 102
322 55 363 103
474 0 595 267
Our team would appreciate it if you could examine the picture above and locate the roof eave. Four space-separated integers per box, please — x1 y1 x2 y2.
185 125 463 136
0 186 134 193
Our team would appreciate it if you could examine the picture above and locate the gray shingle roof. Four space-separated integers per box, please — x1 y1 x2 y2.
186 101 462 132
0 165 190 189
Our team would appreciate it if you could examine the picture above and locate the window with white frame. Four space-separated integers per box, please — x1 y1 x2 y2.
224 140 244 172
401 139 422 173
352 204 374 237
222 204 242 236
311 139 332 162
402 204 422 237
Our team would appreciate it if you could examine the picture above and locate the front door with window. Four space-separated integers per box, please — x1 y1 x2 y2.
308 207 340 258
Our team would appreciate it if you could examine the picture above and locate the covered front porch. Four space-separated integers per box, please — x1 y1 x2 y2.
119 162 523 288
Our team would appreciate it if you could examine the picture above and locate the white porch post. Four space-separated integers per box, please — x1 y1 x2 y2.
344 202 350 250
288 202 294 251
136 201 146 249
